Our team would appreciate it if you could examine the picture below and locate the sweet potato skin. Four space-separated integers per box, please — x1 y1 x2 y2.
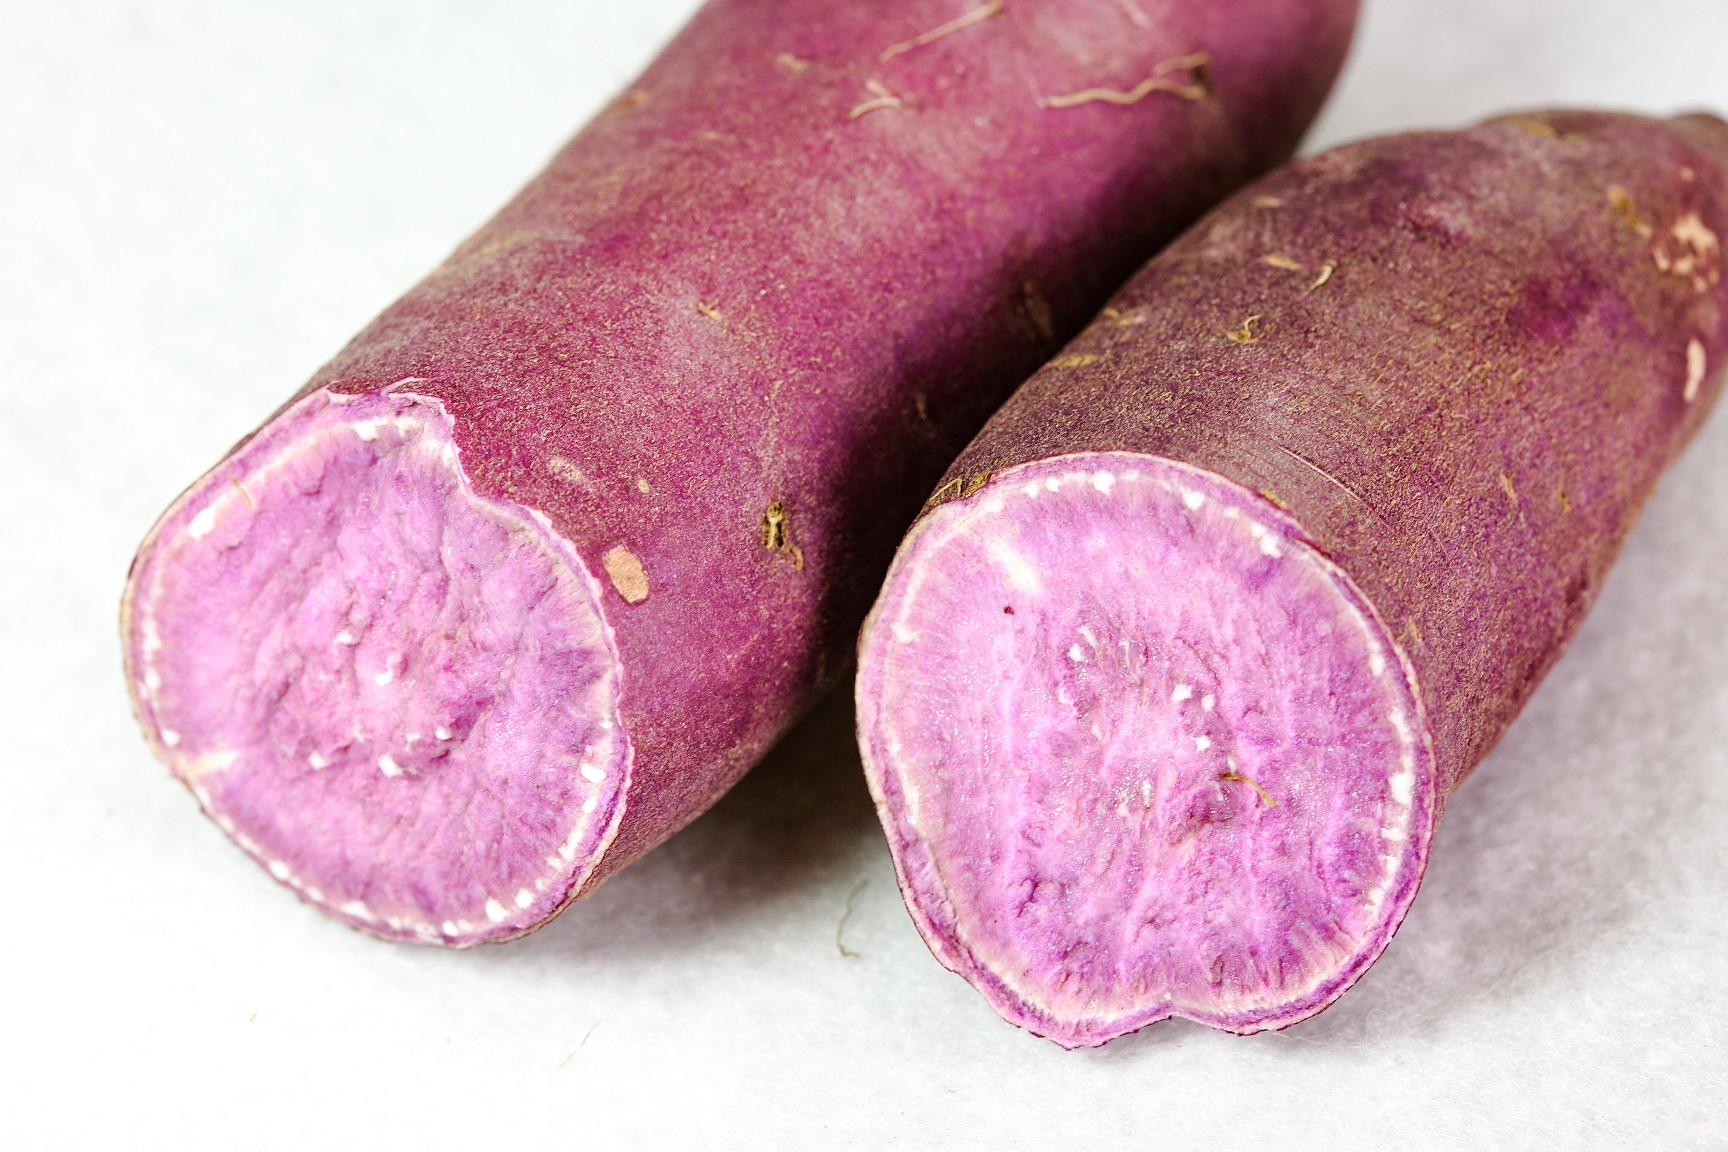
856 110 1728 1041
131 0 1360 918
923 110 1728 806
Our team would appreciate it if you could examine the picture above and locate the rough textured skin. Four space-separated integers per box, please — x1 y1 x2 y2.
857 111 1728 1043
120 0 1359 943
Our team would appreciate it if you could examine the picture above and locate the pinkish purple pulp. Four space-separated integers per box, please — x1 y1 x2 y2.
123 390 628 944
856 453 1437 1043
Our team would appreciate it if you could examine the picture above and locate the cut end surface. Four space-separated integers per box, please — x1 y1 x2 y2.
122 390 628 945
856 454 1436 1044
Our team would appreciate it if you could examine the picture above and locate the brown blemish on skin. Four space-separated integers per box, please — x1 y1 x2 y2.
1225 315 1261 344
849 80 903 120
602 545 650 604
776 52 810 74
1051 354 1100 368
1040 51 1213 109
1519 119 1560 140
1262 253 1304 272
879 0 1003 64
611 90 650 115
927 472 992 506
635 477 651 494
230 477 254 509
1218 771 1280 808
762 501 805 570
1252 196 1283 209
1607 185 1652 237
1308 260 1337 291
1100 305 1150 326
696 301 722 320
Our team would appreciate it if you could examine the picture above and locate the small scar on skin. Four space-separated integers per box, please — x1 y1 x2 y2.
230 477 254 508
1252 196 1283 209
776 52 810 74
612 89 650 113
1308 260 1336 291
696 301 722 320
1040 51 1213 109
762 500 805 570
1225 315 1261 344
1256 488 1289 510
1050 353 1100 368
1500 472 1518 507
636 477 651 493
1518 119 1560 139
1262 253 1304 272
1403 618 1424 646
1218 771 1279 808
878 0 1003 64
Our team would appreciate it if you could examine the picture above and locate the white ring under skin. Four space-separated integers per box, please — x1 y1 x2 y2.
856 452 1436 1044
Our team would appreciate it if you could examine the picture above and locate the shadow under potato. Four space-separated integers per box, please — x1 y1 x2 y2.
506 678 882 964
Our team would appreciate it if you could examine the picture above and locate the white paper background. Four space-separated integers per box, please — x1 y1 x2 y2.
2 1 1725 1147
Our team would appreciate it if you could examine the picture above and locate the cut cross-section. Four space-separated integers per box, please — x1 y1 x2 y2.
122 389 627 945
856 453 1435 1044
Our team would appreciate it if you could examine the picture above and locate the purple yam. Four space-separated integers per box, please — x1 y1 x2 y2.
855 110 1728 1044
120 0 1360 945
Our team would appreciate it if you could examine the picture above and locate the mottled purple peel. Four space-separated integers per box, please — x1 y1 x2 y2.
858 455 1434 1043
123 390 627 944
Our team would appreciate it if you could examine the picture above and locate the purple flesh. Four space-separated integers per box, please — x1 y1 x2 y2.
122 0 1362 944
857 111 1728 1044
859 455 1432 1040
126 392 627 941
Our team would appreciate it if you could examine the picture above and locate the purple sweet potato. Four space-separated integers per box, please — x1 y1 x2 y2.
119 0 1358 945
855 110 1728 1045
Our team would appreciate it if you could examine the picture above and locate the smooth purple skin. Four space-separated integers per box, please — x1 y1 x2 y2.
859 111 1728 1043
122 0 1360 941
124 391 627 942
858 455 1434 1043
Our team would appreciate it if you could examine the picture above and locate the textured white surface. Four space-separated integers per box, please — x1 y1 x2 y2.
2 1 1726 1147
